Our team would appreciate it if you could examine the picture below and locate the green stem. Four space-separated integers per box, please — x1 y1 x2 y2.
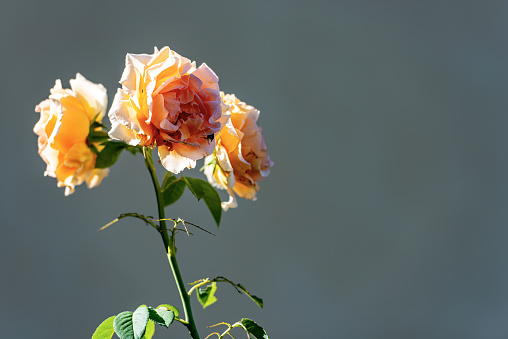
143 148 170 248
143 147 200 339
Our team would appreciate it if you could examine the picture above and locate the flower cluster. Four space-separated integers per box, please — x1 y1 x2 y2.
34 46 272 208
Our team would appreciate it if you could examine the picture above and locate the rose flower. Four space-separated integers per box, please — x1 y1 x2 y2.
108 46 227 174
34 73 109 196
204 93 273 210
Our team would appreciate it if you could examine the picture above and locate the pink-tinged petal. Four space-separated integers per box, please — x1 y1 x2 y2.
204 100 220 121
173 138 215 161
163 92 181 123
178 88 195 104
159 121 179 132
215 101 231 128
155 77 186 96
182 60 196 74
187 74 203 91
181 117 203 136
158 146 196 174
203 87 220 101
192 63 219 91
70 73 108 120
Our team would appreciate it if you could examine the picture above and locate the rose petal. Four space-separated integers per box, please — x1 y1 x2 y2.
158 145 196 174
173 138 215 161
192 63 219 91
109 88 144 137
221 188 238 211
70 73 108 120
86 168 109 188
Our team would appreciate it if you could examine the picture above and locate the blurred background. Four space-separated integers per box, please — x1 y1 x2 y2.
1 0 508 338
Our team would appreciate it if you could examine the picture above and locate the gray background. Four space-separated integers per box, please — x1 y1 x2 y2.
1 0 508 338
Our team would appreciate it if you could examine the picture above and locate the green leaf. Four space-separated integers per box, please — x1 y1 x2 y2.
182 176 205 199
197 282 218 309
182 176 222 227
87 119 109 146
163 180 185 206
250 295 264 308
147 306 174 328
161 172 175 190
155 308 175 327
89 143 100 155
237 283 264 309
90 120 107 129
113 311 134 339
161 173 186 207
241 319 270 339
132 306 149 339
92 316 115 339
95 141 127 169
156 304 180 317
147 307 165 326
89 130 110 143
141 320 155 339
126 145 142 155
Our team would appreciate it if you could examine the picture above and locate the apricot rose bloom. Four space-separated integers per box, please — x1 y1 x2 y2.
108 46 228 174
34 74 109 196
204 93 273 211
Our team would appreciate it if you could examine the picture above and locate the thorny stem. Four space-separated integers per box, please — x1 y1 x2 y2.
143 147 200 339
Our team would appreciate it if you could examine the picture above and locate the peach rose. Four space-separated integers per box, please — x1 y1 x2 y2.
108 46 228 174
204 93 273 210
34 74 109 196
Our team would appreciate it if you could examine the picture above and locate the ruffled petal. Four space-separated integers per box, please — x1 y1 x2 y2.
108 88 144 143
221 188 238 211
70 73 108 120
86 168 109 188
158 145 196 174
192 63 219 91
172 138 215 161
